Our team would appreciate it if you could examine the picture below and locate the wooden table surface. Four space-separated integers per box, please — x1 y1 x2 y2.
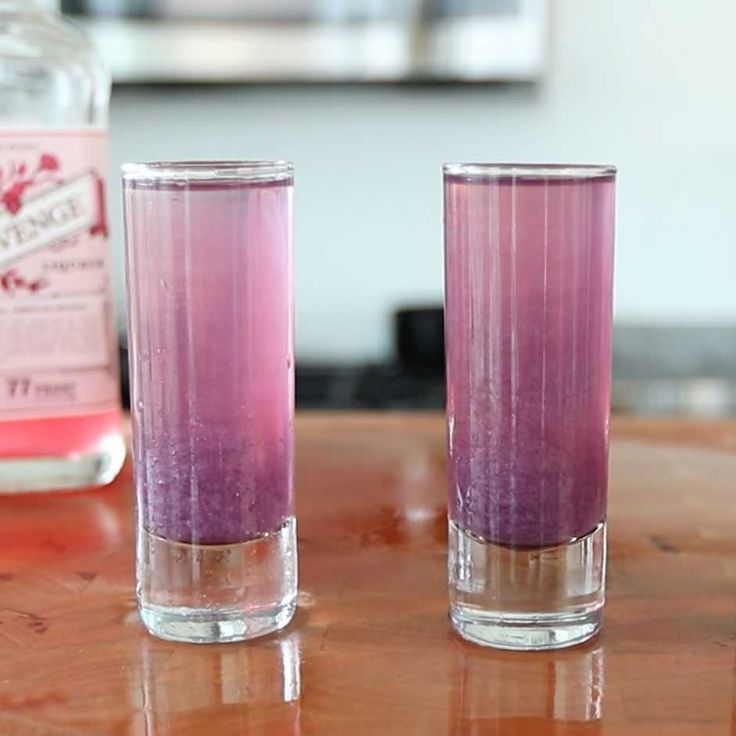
1 413 736 735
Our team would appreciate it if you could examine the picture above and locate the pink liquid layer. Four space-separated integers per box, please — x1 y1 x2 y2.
444 173 615 548
124 177 293 545
0 409 122 458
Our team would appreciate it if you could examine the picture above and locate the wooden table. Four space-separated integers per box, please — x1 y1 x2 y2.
1 413 735 735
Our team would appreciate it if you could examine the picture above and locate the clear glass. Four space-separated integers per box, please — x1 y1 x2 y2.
0 0 124 492
444 163 616 650
123 160 296 643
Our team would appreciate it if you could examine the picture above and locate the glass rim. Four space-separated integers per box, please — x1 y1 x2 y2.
443 163 616 180
122 160 293 184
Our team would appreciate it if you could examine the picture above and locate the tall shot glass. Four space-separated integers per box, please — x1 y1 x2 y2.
123 161 296 643
444 164 616 650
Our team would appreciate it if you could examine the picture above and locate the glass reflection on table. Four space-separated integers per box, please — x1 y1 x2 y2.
137 633 301 735
450 642 604 734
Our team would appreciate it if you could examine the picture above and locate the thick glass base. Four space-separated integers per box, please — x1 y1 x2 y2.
0 432 126 493
138 516 297 644
448 520 605 651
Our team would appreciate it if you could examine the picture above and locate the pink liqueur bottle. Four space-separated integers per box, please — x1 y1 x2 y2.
0 1 125 491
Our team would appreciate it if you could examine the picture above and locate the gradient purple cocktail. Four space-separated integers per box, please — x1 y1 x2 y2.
123 161 296 643
444 164 615 650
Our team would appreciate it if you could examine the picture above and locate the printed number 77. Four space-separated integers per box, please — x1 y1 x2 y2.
7 378 30 398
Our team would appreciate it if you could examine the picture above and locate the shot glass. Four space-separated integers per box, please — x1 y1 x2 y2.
123 161 296 643
444 163 616 650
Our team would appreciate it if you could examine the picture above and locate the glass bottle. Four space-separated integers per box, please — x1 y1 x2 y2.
0 0 125 491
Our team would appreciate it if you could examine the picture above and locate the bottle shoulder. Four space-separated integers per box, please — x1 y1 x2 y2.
0 10 109 127
0 10 102 73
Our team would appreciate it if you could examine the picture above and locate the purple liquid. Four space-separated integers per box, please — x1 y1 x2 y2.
444 171 615 548
124 176 293 545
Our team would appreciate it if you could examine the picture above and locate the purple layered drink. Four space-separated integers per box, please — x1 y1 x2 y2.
124 161 296 643
444 164 615 650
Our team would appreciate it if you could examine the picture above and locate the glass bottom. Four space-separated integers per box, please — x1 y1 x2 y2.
448 519 605 651
0 431 126 493
138 516 297 644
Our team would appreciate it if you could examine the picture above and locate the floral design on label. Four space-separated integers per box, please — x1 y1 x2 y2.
0 156 107 271
0 130 118 421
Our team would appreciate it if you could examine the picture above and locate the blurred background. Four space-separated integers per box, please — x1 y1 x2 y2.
59 0 736 415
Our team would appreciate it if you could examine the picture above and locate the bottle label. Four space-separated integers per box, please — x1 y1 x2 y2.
0 130 119 421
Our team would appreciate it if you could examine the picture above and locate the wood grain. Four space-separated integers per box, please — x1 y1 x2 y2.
0 413 735 735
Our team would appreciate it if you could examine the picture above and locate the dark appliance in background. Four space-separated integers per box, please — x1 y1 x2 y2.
62 0 151 15
297 305 446 409
119 305 447 410
351 306 445 408
395 306 445 377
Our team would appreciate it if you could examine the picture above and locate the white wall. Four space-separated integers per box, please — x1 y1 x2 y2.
108 0 736 361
